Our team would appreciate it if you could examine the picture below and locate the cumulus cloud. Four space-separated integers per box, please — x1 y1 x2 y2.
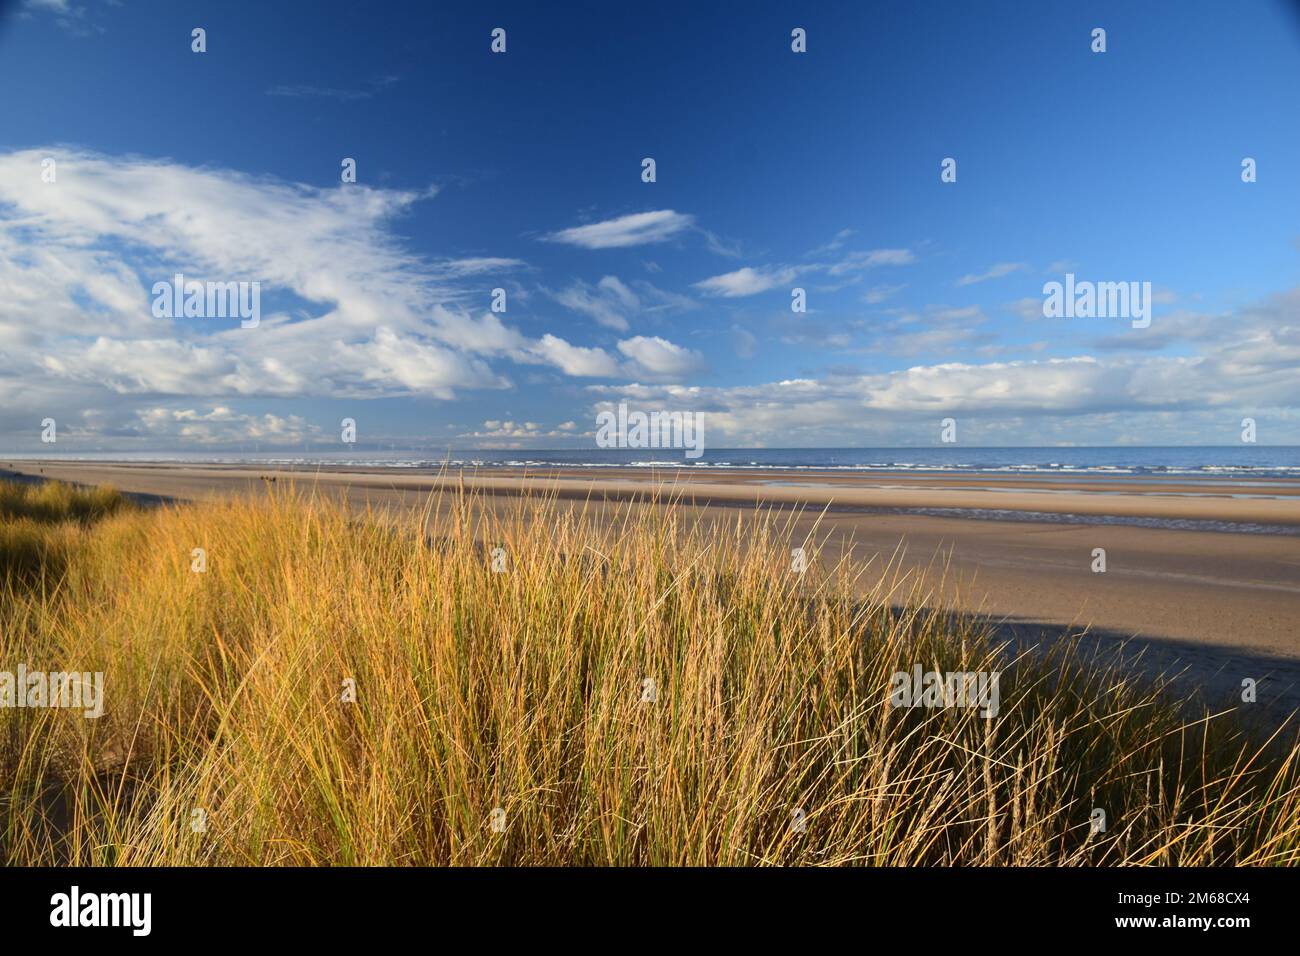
616 335 705 379
134 406 319 444
584 339 1300 445
528 334 620 377
461 419 580 441
0 147 668 444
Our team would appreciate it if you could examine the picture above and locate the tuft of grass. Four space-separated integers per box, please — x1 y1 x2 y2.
0 480 130 525
0 482 132 593
1 478 1298 866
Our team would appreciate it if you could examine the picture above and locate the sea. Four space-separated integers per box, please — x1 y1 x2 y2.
14 446 1300 481
10 446 1300 534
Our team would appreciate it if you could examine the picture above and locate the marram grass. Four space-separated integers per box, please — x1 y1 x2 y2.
1 479 1298 866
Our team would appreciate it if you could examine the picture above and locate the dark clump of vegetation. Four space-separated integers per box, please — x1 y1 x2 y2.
0 482 132 590
0 481 130 525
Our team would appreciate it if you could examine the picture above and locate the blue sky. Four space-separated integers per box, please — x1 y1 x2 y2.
2 0 1299 450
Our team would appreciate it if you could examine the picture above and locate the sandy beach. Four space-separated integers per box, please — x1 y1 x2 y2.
5 460 1298 684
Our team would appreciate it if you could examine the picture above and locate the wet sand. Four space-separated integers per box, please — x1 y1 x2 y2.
5 459 1300 714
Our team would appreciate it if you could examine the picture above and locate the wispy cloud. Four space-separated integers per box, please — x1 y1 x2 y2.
864 283 906 304
548 276 694 332
826 248 915 274
956 262 1026 286
431 257 526 278
699 228 743 258
20 0 100 37
731 324 758 358
695 248 915 298
804 228 855 258
543 210 695 249
693 265 800 298
549 276 638 331
266 75 399 102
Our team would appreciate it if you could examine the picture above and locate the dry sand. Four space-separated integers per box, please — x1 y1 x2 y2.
6 459 1300 714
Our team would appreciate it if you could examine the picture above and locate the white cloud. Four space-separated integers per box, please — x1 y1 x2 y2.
804 229 855 258
694 265 799 298
700 229 743 258
584 338 1300 445
696 248 915 298
864 283 907 304
529 334 620 377
432 257 526 277
0 147 654 440
550 276 639 331
1006 296 1045 321
825 248 915 275
135 406 318 444
4 145 1295 449
460 419 578 441
543 210 694 249
550 275 695 330
616 335 705 379
349 328 509 399
731 324 758 359
956 262 1026 286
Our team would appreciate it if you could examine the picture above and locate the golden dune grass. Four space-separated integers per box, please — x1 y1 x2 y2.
1 479 1298 866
